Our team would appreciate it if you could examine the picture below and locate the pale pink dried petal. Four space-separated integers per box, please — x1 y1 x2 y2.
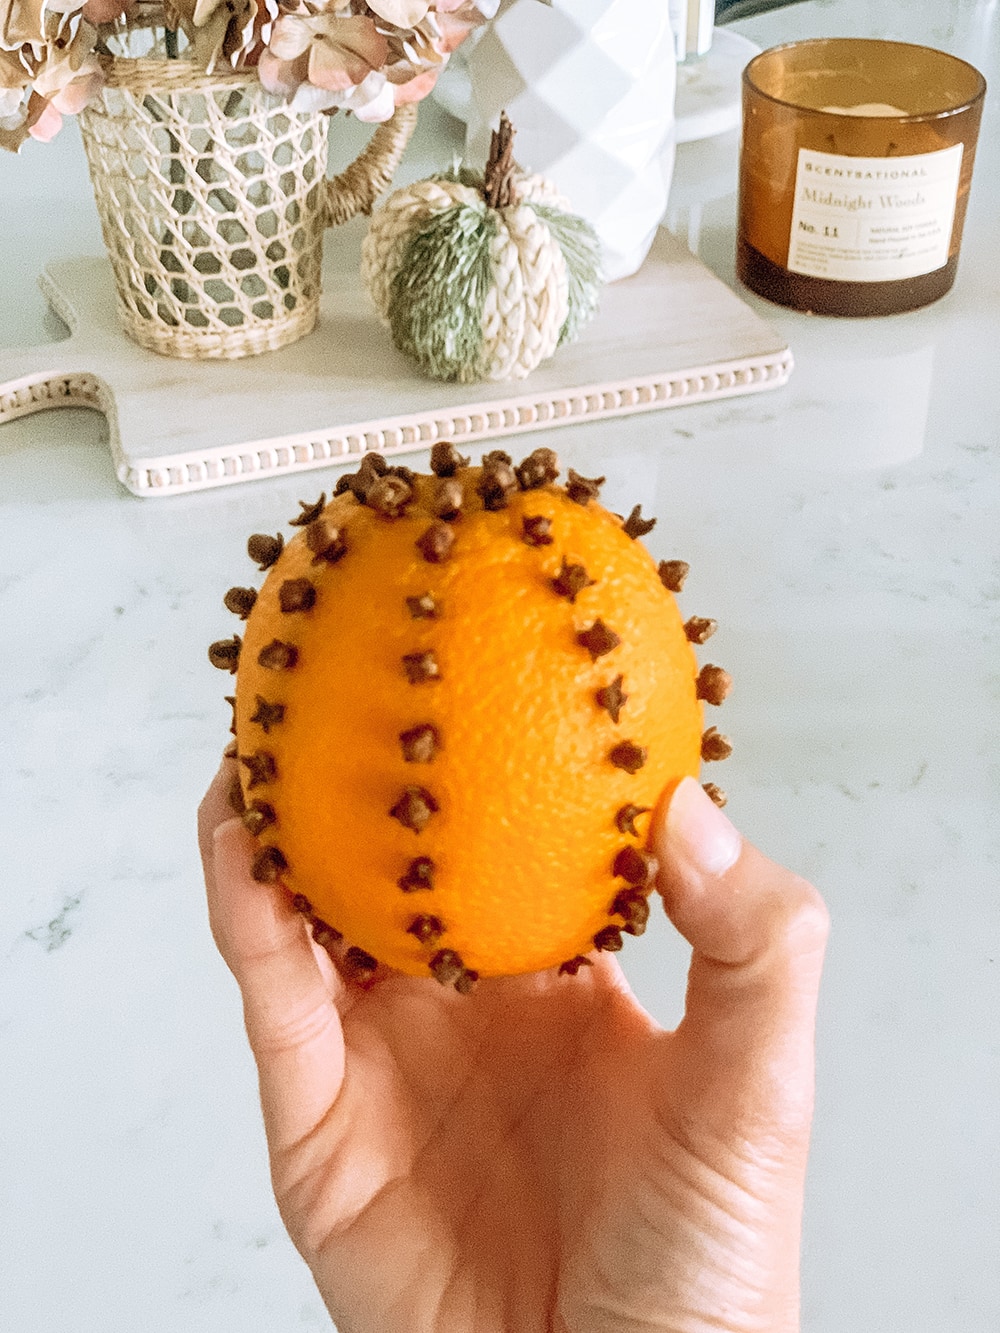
268 12 317 60
305 14 387 89
256 47 305 94
392 65 437 103
367 0 429 27
343 68 393 120
49 65 103 112
27 96 62 140
289 78 342 112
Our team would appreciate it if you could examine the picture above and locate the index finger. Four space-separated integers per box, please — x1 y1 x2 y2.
198 758 244 907
198 760 349 1151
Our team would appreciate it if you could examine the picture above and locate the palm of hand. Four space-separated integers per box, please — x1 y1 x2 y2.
270 960 803 1333
202 766 824 1333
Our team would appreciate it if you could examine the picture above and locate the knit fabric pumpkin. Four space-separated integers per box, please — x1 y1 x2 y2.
360 114 602 383
209 445 734 994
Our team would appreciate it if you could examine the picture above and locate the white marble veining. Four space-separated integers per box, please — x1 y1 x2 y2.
1 1 997 1330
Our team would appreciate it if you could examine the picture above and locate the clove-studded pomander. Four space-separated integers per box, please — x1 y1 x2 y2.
223 453 725 982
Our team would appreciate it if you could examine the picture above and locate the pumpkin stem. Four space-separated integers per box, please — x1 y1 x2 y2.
484 111 518 210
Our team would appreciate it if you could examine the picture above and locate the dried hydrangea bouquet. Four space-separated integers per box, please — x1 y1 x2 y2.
0 0 497 358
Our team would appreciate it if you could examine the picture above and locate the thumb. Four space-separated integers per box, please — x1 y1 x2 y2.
649 777 829 1132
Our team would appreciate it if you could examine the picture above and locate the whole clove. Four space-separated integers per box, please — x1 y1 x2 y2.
279 578 317 613
227 773 246 814
367 473 413 518
247 533 283 570
612 845 658 887
684 616 717 644
399 723 440 763
696 664 733 706
515 447 560 490
224 586 257 619
596 675 628 723
431 477 464 521
551 558 596 603
389 786 439 832
703 782 728 808
577 620 621 661
291 893 313 915
611 889 650 936
476 461 518 511
701 726 733 762
209 636 241 672
657 559 689 593
258 639 298 671
406 914 445 944
454 969 480 995
615 803 650 836
250 696 285 733
429 442 470 476
312 919 343 950
430 948 464 985
566 470 605 505
305 519 347 565
289 494 326 526
521 515 554 547
251 844 287 883
345 453 389 502
416 522 456 563
240 750 276 789
402 650 440 684
609 740 647 774
343 946 378 983
360 453 389 478
242 800 276 835
593 924 624 952
398 856 435 892
622 505 657 540
558 955 593 976
406 592 438 620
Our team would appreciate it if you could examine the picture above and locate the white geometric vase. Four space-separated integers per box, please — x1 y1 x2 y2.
464 0 677 282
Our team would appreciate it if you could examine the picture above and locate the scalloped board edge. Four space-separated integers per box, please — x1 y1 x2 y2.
0 228 793 497
1 352 792 498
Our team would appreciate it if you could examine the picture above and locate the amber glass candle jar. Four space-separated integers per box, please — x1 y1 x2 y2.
737 39 986 315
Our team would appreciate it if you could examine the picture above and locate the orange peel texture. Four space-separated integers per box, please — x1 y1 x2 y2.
211 447 732 993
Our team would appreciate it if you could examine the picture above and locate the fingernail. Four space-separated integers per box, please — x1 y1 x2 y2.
661 776 742 876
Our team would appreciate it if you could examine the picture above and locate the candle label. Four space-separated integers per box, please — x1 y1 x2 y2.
787 144 963 282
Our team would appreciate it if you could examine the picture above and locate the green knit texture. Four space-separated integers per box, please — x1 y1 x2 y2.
388 202 498 383
531 203 602 346
385 177 603 382
436 164 486 191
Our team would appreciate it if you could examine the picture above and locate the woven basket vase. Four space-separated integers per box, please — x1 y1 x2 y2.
77 53 416 360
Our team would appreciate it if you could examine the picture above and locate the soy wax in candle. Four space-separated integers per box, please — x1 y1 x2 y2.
820 103 908 116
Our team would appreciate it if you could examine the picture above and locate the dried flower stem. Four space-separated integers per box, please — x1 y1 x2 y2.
484 112 517 210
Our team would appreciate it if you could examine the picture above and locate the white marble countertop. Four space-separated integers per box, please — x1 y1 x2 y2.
1 1 997 1329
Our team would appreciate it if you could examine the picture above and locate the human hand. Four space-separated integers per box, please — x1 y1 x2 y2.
199 765 828 1333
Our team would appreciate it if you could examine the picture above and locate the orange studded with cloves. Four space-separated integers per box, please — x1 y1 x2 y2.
212 448 732 990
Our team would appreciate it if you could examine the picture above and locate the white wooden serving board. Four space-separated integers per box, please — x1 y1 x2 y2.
0 223 792 498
